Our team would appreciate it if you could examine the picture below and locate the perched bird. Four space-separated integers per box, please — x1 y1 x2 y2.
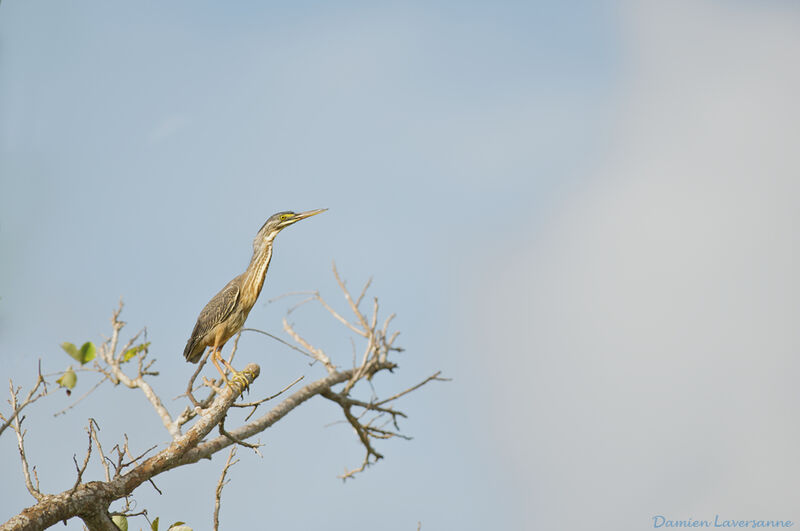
183 209 326 389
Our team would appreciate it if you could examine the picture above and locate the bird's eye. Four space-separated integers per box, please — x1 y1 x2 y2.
280 214 290 221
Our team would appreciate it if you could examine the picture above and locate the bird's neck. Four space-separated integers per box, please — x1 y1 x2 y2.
241 242 274 308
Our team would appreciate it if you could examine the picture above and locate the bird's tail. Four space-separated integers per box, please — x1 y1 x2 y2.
183 339 205 364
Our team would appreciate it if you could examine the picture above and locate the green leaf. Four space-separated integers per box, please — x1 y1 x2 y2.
111 514 128 531
122 342 151 363
61 342 79 360
151 517 159 531
79 342 96 364
61 341 96 365
56 367 77 390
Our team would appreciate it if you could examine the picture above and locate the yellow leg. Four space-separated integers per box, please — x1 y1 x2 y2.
210 346 229 385
219 355 239 375
210 346 251 395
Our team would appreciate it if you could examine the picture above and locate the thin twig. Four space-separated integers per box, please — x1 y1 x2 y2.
375 372 450 407
1 362 50 438
53 378 108 417
122 443 159 470
266 290 317 304
70 430 93 494
333 262 370 332
10 398 43 501
148 479 163 495
213 446 239 531
240 327 316 359
354 277 373 310
231 375 305 422
314 292 366 337
218 415 263 454
283 318 335 372
89 419 111 482
285 295 316 315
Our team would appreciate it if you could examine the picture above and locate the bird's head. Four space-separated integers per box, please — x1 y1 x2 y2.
254 208 327 248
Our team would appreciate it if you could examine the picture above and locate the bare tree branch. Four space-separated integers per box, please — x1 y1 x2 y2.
232 374 305 422
282 317 335 372
374 371 450 407
1 267 447 529
96 302 181 439
0 363 50 439
10 413 43 502
333 261 371 333
213 446 239 531
88 419 111 482
70 430 93 495
218 415 263 454
240 327 314 359
0 364 260 531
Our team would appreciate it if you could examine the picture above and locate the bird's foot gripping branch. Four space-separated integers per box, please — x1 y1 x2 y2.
228 368 256 396
1 265 447 531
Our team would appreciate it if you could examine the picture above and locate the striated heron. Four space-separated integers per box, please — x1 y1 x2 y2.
183 209 326 390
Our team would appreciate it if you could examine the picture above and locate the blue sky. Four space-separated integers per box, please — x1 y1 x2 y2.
2 2 799 530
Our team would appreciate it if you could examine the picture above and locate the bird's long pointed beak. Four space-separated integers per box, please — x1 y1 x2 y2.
294 208 327 221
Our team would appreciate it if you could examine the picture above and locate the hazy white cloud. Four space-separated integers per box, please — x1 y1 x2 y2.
474 2 800 529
